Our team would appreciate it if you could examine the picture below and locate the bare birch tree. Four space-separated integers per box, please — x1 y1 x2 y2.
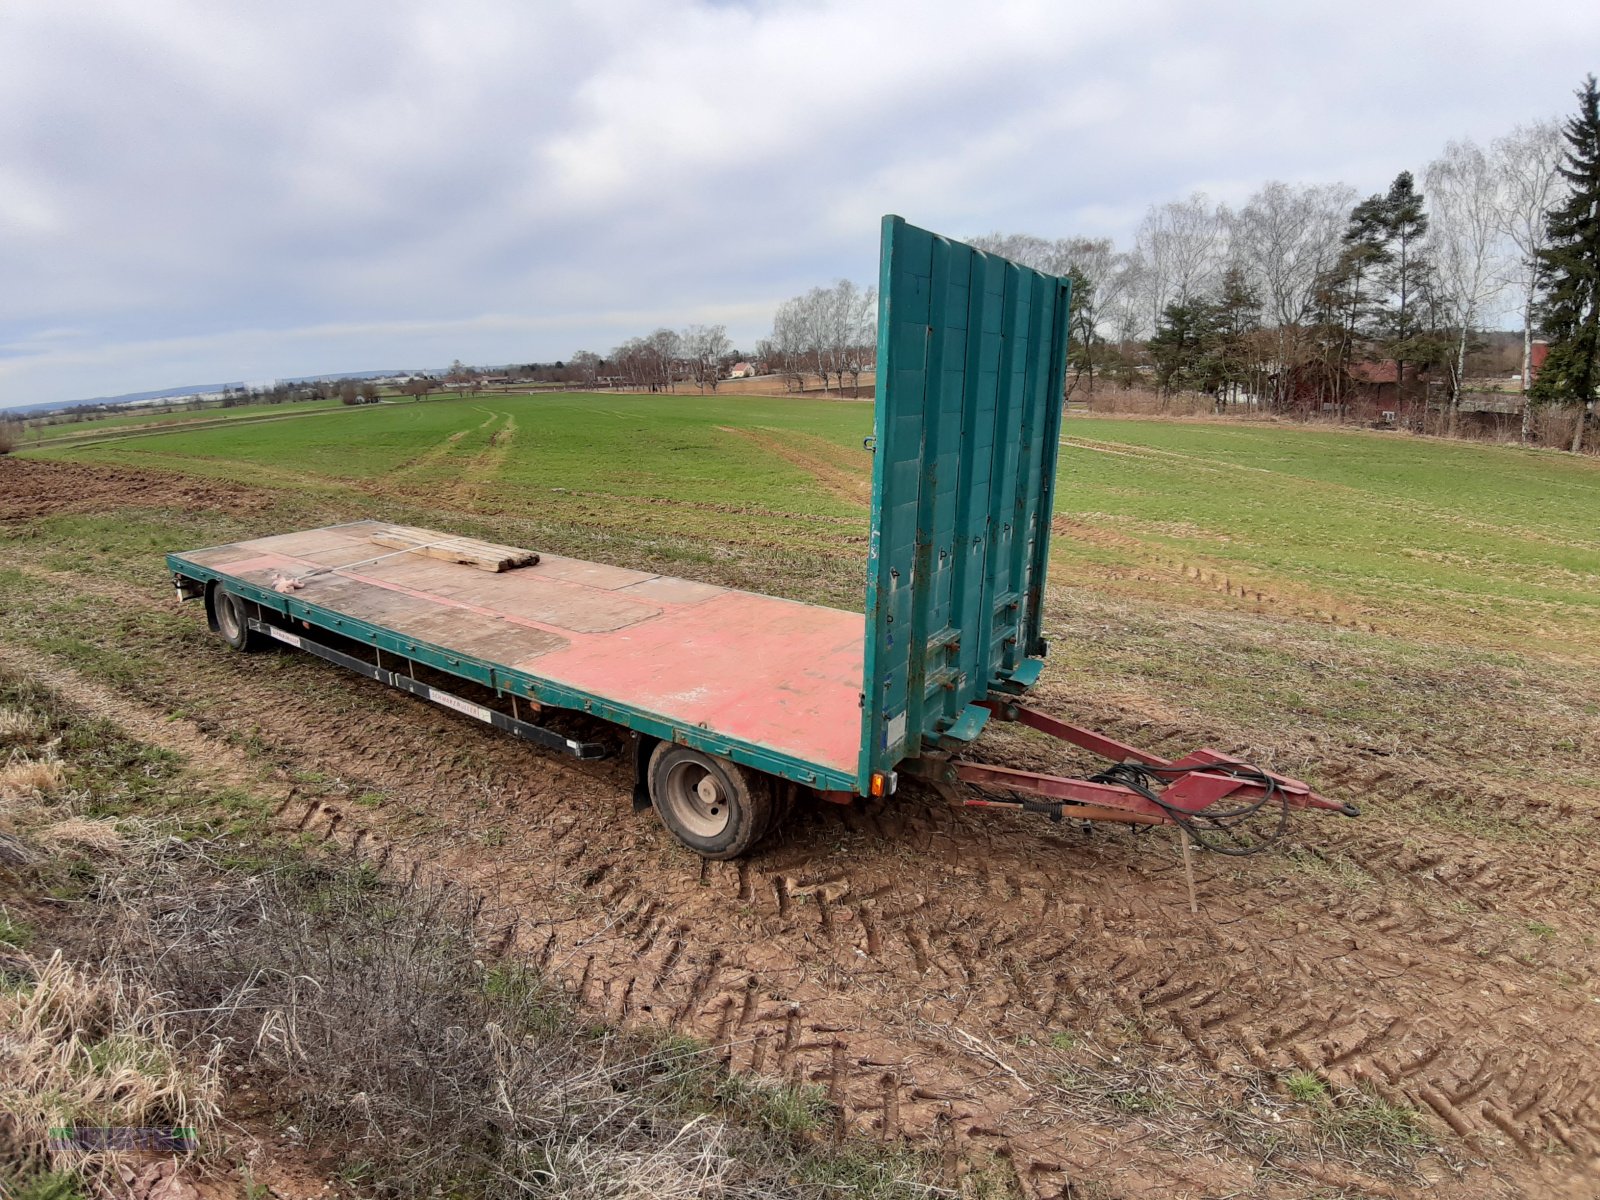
1231 181 1355 409
766 299 809 392
682 324 730 393
1133 194 1229 326
647 328 682 392
765 281 875 395
1427 139 1509 435
1491 119 1567 437
567 350 600 388
1233 182 1356 326
837 281 877 391
1105 251 1151 349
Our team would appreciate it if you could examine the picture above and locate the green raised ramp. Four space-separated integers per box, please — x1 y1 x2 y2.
858 216 1072 793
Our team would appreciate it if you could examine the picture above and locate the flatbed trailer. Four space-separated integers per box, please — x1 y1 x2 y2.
168 217 1354 858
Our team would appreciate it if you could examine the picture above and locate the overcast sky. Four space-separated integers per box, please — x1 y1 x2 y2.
2 1 1597 408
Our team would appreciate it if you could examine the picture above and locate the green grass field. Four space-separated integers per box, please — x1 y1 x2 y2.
17 393 349 449
25 387 1596 804
30 390 1600 659
34 390 868 499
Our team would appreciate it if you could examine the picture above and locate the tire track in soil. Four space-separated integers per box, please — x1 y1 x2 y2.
1050 515 1383 631
450 412 516 511
8 594 1600 1198
384 409 500 484
716 426 871 509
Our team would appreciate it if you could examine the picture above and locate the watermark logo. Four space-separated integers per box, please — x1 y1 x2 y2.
46 1127 198 1152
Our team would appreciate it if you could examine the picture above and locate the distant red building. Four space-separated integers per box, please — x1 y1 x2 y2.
1347 359 1429 402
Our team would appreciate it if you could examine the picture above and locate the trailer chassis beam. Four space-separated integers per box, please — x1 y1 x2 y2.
246 618 608 760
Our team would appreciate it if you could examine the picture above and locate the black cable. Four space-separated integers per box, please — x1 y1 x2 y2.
1087 760 1290 856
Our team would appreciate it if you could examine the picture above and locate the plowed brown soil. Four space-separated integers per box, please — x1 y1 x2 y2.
0 455 270 522
5 458 1599 1200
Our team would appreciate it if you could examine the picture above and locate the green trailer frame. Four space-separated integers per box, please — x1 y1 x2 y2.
167 217 1349 857
167 216 1076 801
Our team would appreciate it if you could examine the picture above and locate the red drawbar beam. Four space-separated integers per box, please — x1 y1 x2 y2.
982 699 1173 768
951 761 1170 822
964 700 1358 821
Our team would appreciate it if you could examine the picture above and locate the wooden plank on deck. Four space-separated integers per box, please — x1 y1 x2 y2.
368 524 538 573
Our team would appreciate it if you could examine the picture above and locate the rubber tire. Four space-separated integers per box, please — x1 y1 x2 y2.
213 586 262 653
648 743 773 860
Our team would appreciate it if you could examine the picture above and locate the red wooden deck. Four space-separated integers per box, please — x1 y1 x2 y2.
182 521 865 777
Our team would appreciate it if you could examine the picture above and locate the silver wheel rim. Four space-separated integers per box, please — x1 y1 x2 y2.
217 595 241 640
661 758 733 839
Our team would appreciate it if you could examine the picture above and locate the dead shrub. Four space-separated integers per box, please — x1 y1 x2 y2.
0 951 222 1188
99 853 936 1200
1078 385 1250 419
0 418 18 456
1529 404 1587 451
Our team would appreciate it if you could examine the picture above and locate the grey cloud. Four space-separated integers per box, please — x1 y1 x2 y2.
2 0 1597 406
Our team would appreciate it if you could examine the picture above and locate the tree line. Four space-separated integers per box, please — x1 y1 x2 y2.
759 280 876 394
569 283 878 397
398 76 1600 453
599 325 738 393
953 78 1600 451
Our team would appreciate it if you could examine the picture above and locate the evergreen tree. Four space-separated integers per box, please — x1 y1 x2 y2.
1064 264 1100 395
1147 269 1264 403
1341 189 1397 340
1202 267 1263 403
1533 74 1600 453
1320 191 1394 403
1380 171 1432 360
1326 172 1434 412
1148 298 1214 395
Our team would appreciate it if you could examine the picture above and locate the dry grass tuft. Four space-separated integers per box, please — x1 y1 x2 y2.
0 756 64 802
37 817 126 855
0 950 222 1186
0 706 48 747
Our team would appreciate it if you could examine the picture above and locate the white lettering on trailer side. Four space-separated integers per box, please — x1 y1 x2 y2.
425 686 493 724
267 626 303 648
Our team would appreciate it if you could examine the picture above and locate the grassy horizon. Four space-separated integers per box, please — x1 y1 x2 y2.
24 390 1600 659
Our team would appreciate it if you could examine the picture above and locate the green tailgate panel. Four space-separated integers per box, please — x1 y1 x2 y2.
858 216 1073 792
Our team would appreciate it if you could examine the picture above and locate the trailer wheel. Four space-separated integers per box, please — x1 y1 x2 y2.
648 744 773 859
213 587 263 653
